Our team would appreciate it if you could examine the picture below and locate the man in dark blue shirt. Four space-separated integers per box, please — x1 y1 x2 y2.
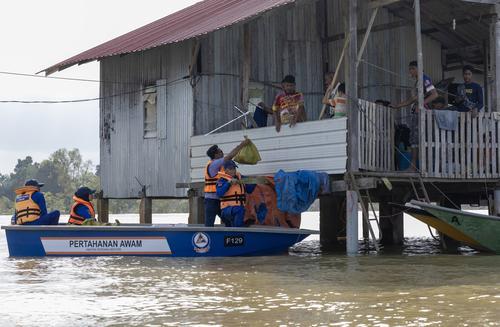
452 65 484 115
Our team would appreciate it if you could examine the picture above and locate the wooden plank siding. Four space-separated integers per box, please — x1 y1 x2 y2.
358 100 394 171
420 111 500 179
190 119 348 182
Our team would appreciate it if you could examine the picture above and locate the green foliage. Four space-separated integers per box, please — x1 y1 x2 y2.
0 148 188 215
0 148 99 215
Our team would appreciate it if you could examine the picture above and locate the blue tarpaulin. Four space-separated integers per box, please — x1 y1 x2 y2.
274 170 329 214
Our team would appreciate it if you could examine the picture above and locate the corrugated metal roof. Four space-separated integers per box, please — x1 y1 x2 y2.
42 0 295 75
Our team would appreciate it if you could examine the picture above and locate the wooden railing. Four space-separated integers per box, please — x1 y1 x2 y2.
420 111 500 179
358 100 395 172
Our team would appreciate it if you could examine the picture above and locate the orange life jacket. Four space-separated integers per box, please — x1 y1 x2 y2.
204 160 225 194
68 195 95 225
218 172 246 209
14 186 42 225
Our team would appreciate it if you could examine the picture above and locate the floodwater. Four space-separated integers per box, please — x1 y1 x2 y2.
1 213 500 326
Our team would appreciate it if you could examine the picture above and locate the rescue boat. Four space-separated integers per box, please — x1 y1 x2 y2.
1 224 316 257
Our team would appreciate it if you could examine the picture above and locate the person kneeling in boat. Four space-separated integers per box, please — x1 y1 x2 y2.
68 187 96 225
13 179 60 225
216 160 256 227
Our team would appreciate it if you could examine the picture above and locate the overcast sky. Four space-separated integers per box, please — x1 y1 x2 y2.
0 0 200 174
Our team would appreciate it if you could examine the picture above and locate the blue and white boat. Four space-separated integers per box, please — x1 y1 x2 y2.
2 224 317 257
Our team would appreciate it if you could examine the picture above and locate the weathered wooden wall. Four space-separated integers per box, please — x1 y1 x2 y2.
98 0 455 199
193 1 324 135
100 41 193 199
325 0 442 126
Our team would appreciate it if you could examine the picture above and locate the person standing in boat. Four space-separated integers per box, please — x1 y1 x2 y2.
272 75 307 132
12 179 60 225
215 160 256 227
204 139 251 227
68 187 96 225
391 61 438 172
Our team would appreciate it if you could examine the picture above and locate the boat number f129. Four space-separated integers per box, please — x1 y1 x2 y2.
224 235 245 247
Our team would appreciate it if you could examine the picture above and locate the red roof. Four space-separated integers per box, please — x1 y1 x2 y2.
42 0 295 75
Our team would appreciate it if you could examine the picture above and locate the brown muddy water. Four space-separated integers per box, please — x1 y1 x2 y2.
1 214 500 326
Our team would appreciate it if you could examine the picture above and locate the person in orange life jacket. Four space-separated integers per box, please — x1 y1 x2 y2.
68 187 96 225
12 179 60 225
204 139 251 227
272 75 306 133
215 160 256 227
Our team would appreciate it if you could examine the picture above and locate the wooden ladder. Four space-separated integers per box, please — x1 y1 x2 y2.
349 173 380 252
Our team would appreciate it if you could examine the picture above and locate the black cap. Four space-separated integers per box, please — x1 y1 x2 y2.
25 179 44 188
409 60 418 68
282 75 296 84
206 145 219 159
75 187 96 201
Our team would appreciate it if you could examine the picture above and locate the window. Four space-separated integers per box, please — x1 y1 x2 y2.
143 85 157 138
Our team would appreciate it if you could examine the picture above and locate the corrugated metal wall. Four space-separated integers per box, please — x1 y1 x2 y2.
100 41 193 199
99 0 448 198
325 0 442 125
193 1 323 135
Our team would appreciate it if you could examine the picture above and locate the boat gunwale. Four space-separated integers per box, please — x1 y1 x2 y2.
410 200 500 222
1 224 318 235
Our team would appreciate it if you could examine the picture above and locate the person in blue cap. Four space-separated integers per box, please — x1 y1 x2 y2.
68 187 96 225
215 160 256 227
204 139 250 227
13 179 60 225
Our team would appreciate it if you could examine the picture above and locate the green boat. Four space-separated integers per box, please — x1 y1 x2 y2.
406 201 500 253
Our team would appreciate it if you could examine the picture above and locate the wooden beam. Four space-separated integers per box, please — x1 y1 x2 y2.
326 20 409 43
357 7 379 66
347 0 359 173
346 0 359 256
415 0 426 177
369 0 400 8
241 23 251 112
331 178 377 192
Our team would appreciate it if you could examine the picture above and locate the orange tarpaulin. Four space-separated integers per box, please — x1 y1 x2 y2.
244 177 301 228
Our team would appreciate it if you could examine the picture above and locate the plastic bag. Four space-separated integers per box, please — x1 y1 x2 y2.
233 139 262 165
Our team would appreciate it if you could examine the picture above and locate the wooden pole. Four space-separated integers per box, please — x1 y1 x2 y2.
414 0 425 174
241 24 251 113
357 7 378 67
346 190 359 254
495 5 500 112
96 196 109 223
319 34 350 120
348 0 359 173
346 0 359 255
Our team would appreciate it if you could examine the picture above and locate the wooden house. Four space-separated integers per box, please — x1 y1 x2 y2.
44 0 500 253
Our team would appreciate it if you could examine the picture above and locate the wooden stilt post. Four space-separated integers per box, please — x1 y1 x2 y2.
346 0 359 255
346 190 359 254
380 197 404 246
96 191 109 223
414 0 426 174
139 186 152 224
362 195 370 242
320 194 346 251
494 183 500 216
188 188 205 225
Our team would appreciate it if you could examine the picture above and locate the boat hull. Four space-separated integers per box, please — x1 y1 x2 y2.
408 201 500 253
2 225 316 257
